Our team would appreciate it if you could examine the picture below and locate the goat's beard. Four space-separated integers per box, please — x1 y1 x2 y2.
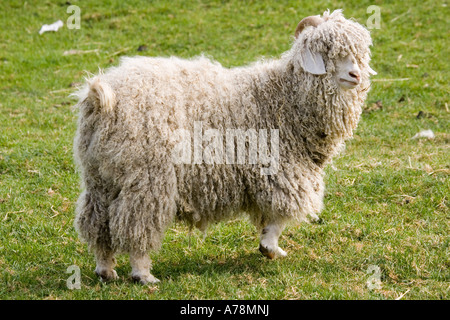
314 73 365 140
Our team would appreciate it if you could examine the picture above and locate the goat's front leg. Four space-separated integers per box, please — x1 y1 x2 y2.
259 222 287 259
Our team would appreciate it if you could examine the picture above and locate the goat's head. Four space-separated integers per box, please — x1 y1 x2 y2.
293 10 376 91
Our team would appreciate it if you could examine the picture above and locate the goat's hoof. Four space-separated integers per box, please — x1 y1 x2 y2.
259 244 275 259
132 273 160 285
308 213 322 224
95 269 118 282
259 244 286 259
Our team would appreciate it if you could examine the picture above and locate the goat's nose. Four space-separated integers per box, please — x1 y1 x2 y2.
349 71 360 81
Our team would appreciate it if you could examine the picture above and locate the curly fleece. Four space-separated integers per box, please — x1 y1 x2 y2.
73 10 374 255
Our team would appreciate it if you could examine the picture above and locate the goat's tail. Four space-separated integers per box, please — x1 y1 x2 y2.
85 76 116 112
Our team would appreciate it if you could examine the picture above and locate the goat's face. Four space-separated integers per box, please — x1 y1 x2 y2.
294 12 376 91
334 55 361 90
296 48 369 91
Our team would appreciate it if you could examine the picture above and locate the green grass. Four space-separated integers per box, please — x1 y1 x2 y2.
0 0 448 300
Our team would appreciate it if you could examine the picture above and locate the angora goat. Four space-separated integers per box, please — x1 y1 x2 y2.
73 9 376 284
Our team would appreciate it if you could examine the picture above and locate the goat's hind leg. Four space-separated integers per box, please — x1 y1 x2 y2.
130 250 160 285
94 247 118 282
75 190 118 282
259 221 287 259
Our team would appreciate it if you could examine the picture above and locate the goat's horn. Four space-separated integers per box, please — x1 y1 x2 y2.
295 15 324 38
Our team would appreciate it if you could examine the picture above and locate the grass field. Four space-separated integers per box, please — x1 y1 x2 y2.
0 0 448 300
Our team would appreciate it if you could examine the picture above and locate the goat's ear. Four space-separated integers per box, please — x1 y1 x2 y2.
301 47 326 75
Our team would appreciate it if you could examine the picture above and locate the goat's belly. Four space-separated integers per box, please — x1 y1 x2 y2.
174 164 246 227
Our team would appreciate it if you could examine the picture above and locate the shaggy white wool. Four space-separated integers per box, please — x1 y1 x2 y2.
73 10 375 257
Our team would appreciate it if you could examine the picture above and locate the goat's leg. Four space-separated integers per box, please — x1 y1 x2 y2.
259 222 287 259
94 248 118 282
130 251 160 285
